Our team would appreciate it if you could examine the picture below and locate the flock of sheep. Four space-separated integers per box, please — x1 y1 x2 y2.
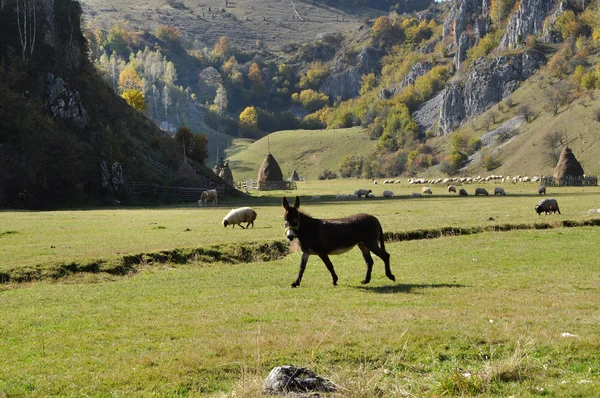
202 176 564 231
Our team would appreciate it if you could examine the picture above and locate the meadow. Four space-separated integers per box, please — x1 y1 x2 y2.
1 180 600 396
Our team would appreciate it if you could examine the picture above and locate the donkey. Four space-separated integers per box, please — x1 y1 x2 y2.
282 196 395 287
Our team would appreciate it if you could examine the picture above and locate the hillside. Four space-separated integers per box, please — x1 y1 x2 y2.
432 68 600 178
227 127 377 181
0 0 219 208
80 0 382 52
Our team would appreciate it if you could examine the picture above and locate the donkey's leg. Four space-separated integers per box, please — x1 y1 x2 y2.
357 243 374 284
292 252 310 288
365 241 395 282
318 253 339 286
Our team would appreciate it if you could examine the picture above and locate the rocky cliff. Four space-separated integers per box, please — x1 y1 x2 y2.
438 50 547 135
500 0 558 49
442 0 490 68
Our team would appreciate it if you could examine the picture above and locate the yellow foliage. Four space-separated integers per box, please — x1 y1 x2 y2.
239 106 258 129
121 89 147 111
118 66 142 92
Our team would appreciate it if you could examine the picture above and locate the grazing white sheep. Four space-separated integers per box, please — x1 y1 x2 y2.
309 195 321 200
366 193 375 198
538 185 546 195
411 192 422 198
222 207 257 228
348 194 358 199
459 188 468 196
354 189 372 198
494 187 506 196
336 194 346 199
447 185 457 193
200 189 218 206
422 187 432 195
475 187 489 196
535 198 561 215
383 190 394 198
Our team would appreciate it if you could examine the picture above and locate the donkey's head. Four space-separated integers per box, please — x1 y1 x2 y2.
282 196 301 241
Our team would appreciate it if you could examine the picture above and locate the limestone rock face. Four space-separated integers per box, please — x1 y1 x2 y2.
500 0 557 49
320 67 362 102
320 46 382 102
100 161 125 197
46 73 88 129
379 62 434 100
438 50 546 135
442 0 490 68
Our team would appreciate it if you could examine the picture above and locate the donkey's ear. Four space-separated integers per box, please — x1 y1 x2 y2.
282 197 289 210
294 196 300 209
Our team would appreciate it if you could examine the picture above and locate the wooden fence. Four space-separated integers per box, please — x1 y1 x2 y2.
127 182 226 201
135 151 175 181
540 175 598 187
236 179 297 191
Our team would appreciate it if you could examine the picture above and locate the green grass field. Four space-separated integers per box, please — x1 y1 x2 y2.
1 180 600 396
226 128 377 181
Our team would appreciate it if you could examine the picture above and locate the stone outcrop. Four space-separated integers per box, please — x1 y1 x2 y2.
412 91 444 135
500 0 557 49
100 161 125 198
320 46 382 101
542 2 569 44
320 67 362 101
46 73 89 129
438 50 546 135
379 62 434 100
442 0 490 67
263 366 337 395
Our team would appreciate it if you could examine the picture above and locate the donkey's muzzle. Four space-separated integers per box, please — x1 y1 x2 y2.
286 228 296 241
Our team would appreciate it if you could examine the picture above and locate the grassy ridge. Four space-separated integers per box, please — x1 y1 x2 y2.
0 228 599 396
226 127 377 181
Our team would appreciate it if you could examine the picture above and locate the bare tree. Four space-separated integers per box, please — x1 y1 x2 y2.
518 104 535 123
152 84 160 119
489 110 499 124
162 85 172 122
542 130 565 167
214 84 228 116
16 0 37 60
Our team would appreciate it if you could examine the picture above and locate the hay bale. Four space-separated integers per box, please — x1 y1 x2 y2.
257 153 283 183
290 170 300 181
554 147 584 183
172 162 204 188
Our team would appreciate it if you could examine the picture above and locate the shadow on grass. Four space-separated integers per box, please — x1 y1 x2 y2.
355 283 467 294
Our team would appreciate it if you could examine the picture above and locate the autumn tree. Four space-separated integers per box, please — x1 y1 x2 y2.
118 65 143 92
239 106 259 136
247 62 266 93
121 89 147 111
175 126 209 164
212 36 231 61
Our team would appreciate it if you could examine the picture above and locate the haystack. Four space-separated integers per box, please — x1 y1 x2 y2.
257 153 283 183
290 170 300 181
172 161 204 188
554 147 584 182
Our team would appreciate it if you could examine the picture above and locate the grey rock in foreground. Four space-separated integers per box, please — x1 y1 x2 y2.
263 366 337 395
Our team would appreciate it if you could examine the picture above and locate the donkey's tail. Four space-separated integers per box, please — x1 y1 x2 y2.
379 223 386 252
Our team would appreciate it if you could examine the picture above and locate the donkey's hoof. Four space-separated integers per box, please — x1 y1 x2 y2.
361 279 370 284
387 274 396 282
291 282 299 288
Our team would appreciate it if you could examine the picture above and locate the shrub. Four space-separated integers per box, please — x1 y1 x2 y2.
339 154 364 178
295 89 329 112
483 153 501 171
318 169 338 180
